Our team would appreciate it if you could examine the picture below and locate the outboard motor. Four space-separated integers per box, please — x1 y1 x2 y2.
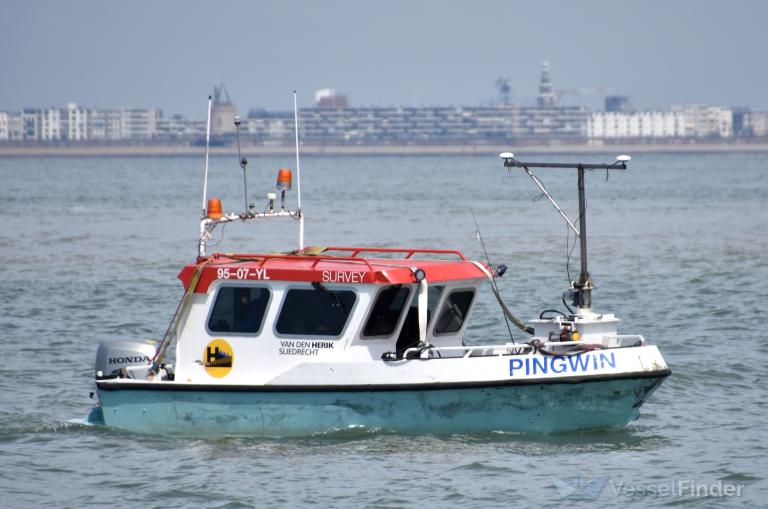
95 339 159 378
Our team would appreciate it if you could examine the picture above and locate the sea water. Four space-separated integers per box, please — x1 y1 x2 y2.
0 152 766 507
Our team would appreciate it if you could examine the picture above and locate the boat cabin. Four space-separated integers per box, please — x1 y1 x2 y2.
172 247 489 384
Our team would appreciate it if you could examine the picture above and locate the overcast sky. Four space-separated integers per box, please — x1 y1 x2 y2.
1 1 765 116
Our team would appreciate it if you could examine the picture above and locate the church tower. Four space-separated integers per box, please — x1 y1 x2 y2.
211 84 237 135
537 61 556 107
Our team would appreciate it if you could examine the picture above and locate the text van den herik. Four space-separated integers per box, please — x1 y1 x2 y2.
279 340 335 356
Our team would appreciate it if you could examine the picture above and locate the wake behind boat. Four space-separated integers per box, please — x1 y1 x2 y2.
88 95 669 436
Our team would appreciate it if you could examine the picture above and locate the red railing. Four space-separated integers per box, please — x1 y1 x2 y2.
323 246 467 261
210 252 378 273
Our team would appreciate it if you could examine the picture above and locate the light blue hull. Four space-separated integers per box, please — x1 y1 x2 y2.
94 375 666 436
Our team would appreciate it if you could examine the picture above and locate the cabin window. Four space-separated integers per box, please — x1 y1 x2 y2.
208 286 271 334
276 285 357 337
362 285 411 338
434 289 475 335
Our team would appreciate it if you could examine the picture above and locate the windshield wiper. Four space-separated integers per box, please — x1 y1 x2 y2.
311 282 348 315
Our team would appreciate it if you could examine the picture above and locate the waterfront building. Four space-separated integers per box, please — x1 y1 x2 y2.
743 111 768 137
1 112 24 140
315 88 349 108
41 108 62 140
21 109 40 140
0 112 8 140
19 106 94 141
156 114 206 140
588 111 686 138
521 104 588 138
119 108 159 139
66 103 88 141
671 104 733 138
87 109 123 140
18 108 66 141
241 103 586 144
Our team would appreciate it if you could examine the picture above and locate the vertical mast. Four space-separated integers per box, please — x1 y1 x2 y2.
294 90 304 250
575 165 591 309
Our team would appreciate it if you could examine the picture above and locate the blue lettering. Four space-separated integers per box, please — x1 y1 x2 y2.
532 356 548 375
599 352 616 369
550 356 567 373
511 352 617 378
568 354 590 372
509 358 523 376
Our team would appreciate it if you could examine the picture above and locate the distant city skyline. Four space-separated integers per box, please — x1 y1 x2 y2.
1 1 766 117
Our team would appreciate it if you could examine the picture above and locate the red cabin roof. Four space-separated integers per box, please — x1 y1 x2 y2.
177 246 489 293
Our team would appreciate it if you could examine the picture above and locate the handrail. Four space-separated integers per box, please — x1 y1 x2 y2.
402 344 533 358
208 247 469 274
324 246 468 261
210 252 379 276
400 336 645 359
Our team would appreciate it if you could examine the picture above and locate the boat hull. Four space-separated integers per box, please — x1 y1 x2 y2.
95 373 668 436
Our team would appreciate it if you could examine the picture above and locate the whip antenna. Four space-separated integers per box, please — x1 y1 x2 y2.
234 116 249 213
200 95 212 218
470 208 515 342
294 90 304 249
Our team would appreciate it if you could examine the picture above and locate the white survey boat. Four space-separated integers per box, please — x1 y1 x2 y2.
88 99 670 435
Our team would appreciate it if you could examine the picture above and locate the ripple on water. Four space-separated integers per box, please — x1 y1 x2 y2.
1 154 767 507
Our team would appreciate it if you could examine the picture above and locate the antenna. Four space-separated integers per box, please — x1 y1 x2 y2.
234 116 249 213
195 101 305 259
294 90 304 250
500 152 630 313
201 95 212 218
470 208 515 342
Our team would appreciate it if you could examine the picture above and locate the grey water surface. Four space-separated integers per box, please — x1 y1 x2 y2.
0 152 766 508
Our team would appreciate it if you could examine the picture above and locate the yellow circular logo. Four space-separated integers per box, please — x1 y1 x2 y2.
204 339 234 378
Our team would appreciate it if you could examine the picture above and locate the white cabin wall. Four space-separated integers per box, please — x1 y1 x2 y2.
173 278 486 384
174 281 374 384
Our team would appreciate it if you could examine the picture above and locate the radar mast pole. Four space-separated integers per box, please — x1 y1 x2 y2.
575 164 591 309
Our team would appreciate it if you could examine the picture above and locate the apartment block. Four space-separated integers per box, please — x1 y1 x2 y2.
0 112 8 140
588 111 687 138
671 104 733 138
120 108 159 139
